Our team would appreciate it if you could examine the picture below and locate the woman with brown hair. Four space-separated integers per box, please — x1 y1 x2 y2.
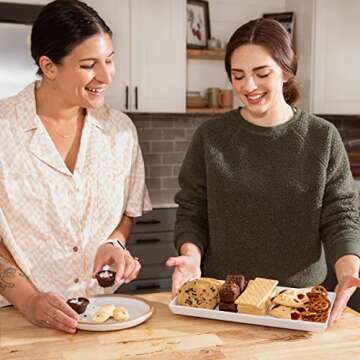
0 0 151 333
167 18 360 325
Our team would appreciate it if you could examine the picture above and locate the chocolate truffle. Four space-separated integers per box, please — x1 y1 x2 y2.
96 270 116 288
67 297 89 314
219 282 240 303
225 274 247 292
219 302 238 312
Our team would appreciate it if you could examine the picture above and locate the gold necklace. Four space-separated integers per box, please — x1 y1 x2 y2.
48 126 73 139
42 116 80 139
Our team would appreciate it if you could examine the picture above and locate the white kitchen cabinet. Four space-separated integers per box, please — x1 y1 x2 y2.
85 0 186 113
286 0 360 114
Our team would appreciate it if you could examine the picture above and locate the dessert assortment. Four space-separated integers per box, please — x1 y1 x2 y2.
176 275 332 324
92 304 130 324
64 269 156 331
66 297 131 324
67 269 132 325
268 285 331 322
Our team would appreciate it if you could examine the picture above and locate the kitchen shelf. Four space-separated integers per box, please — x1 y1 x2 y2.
187 48 225 60
186 108 231 114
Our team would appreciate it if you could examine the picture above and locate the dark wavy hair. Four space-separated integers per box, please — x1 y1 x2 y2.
225 18 299 105
31 0 112 75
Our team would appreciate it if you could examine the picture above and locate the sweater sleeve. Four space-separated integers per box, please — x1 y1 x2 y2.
320 126 360 268
174 127 209 256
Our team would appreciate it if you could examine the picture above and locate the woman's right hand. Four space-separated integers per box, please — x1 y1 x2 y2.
166 254 201 298
22 292 79 334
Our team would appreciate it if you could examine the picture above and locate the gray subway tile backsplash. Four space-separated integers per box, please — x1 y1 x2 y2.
174 141 189 152
162 177 179 189
162 129 186 140
146 178 162 190
150 141 174 153
143 153 162 165
151 120 174 128
130 112 360 200
149 165 173 178
137 128 162 141
163 153 184 165
130 113 208 197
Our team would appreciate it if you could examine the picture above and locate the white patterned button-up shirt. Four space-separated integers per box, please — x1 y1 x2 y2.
0 83 152 307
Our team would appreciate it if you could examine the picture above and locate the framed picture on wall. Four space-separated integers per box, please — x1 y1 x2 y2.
187 0 211 49
263 12 295 42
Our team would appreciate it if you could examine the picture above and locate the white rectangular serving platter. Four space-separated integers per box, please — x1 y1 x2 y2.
169 286 335 333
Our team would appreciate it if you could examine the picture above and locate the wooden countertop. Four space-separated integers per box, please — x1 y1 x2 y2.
1 292 360 360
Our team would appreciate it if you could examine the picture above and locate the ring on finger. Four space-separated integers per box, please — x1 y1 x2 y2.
45 318 51 325
134 256 140 262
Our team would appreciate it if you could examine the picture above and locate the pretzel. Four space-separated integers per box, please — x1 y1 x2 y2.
311 285 328 297
307 292 324 302
302 310 328 322
300 310 317 319
311 312 328 323
309 298 330 312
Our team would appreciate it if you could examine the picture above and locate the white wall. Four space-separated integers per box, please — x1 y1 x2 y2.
187 0 287 102
285 0 315 112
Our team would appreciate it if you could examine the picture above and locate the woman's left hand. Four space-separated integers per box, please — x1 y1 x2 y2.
328 275 360 326
92 243 141 285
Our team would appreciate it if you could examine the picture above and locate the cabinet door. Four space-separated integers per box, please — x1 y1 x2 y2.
111 0 131 112
84 0 130 112
313 0 360 114
130 0 186 113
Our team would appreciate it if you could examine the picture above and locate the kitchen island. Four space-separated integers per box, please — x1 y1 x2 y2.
1 292 360 360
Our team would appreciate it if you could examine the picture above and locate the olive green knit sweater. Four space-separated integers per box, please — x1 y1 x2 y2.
175 109 360 287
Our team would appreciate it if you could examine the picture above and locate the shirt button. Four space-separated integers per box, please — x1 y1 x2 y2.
73 246 79 252
74 278 79 284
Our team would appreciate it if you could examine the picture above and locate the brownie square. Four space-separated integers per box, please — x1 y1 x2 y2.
219 282 240 303
219 302 238 312
225 274 247 292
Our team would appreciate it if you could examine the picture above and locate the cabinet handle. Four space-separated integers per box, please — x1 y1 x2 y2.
136 284 161 291
125 85 129 110
135 238 161 244
135 86 138 110
136 220 161 225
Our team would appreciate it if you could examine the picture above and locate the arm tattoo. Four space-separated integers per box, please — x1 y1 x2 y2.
0 254 26 293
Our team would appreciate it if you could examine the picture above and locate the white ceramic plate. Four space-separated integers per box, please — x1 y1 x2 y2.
77 295 153 331
169 286 335 333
